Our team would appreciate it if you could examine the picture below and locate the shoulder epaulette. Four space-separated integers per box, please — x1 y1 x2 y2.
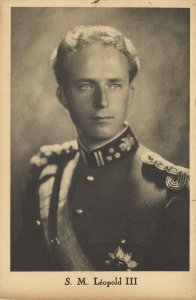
29 140 78 167
141 152 189 191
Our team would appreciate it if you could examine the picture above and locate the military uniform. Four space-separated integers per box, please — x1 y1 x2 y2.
12 126 189 271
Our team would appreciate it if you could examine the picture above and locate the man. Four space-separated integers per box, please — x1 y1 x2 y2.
12 25 189 271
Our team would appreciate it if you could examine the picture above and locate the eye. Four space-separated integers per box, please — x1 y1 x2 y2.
77 82 94 90
109 83 122 90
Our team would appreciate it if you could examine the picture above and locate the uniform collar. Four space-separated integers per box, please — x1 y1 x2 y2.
78 126 138 168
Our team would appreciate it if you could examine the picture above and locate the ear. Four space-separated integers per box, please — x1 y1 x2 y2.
56 86 69 109
129 83 134 97
128 83 135 101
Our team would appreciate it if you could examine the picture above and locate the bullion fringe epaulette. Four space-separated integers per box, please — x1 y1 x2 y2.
142 152 189 191
29 140 78 167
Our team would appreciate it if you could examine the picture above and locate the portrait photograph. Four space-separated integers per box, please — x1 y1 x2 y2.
0 0 196 299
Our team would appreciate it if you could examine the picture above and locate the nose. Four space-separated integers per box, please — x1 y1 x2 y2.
93 86 109 108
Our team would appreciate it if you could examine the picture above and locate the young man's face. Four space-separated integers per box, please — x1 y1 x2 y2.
62 44 131 145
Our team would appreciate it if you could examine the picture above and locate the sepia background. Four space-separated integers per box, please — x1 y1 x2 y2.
11 8 189 244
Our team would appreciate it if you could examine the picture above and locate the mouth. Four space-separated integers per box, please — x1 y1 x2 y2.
89 116 114 126
90 116 114 120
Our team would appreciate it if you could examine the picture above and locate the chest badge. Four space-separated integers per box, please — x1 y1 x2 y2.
105 246 138 271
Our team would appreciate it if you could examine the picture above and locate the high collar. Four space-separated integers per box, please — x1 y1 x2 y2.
77 126 138 168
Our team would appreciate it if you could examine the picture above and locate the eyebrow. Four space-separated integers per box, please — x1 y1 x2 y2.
75 79 96 84
74 78 125 83
108 78 125 83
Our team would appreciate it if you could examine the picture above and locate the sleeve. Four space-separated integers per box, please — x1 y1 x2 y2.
11 167 54 271
141 150 189 270
152 190 189 271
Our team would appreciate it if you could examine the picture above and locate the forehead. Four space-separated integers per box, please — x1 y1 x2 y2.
66 44 129 80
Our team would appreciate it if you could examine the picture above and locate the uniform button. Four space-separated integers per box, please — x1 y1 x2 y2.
104 260 111 266
75 208 84 215
120 239 126 244
86 175 94 182
36 220 41 226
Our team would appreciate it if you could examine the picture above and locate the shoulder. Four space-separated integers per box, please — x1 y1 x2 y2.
139 144 189 191
129 143 189 205
29 140 79 180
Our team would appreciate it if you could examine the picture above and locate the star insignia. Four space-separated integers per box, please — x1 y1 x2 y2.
107 246 138 271
114 152 121 159
108 147 115 154
106 156 113 161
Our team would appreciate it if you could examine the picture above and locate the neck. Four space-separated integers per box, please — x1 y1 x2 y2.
78 126 128 152
77 125 138 168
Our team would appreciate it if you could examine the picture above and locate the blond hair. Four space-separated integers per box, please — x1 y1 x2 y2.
52 25 140 86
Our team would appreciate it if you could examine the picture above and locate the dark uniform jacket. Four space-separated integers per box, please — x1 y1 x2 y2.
12 126 189 271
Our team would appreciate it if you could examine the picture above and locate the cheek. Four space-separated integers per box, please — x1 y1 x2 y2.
68 101 91 125
68 90 92 111
110 92 129 113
